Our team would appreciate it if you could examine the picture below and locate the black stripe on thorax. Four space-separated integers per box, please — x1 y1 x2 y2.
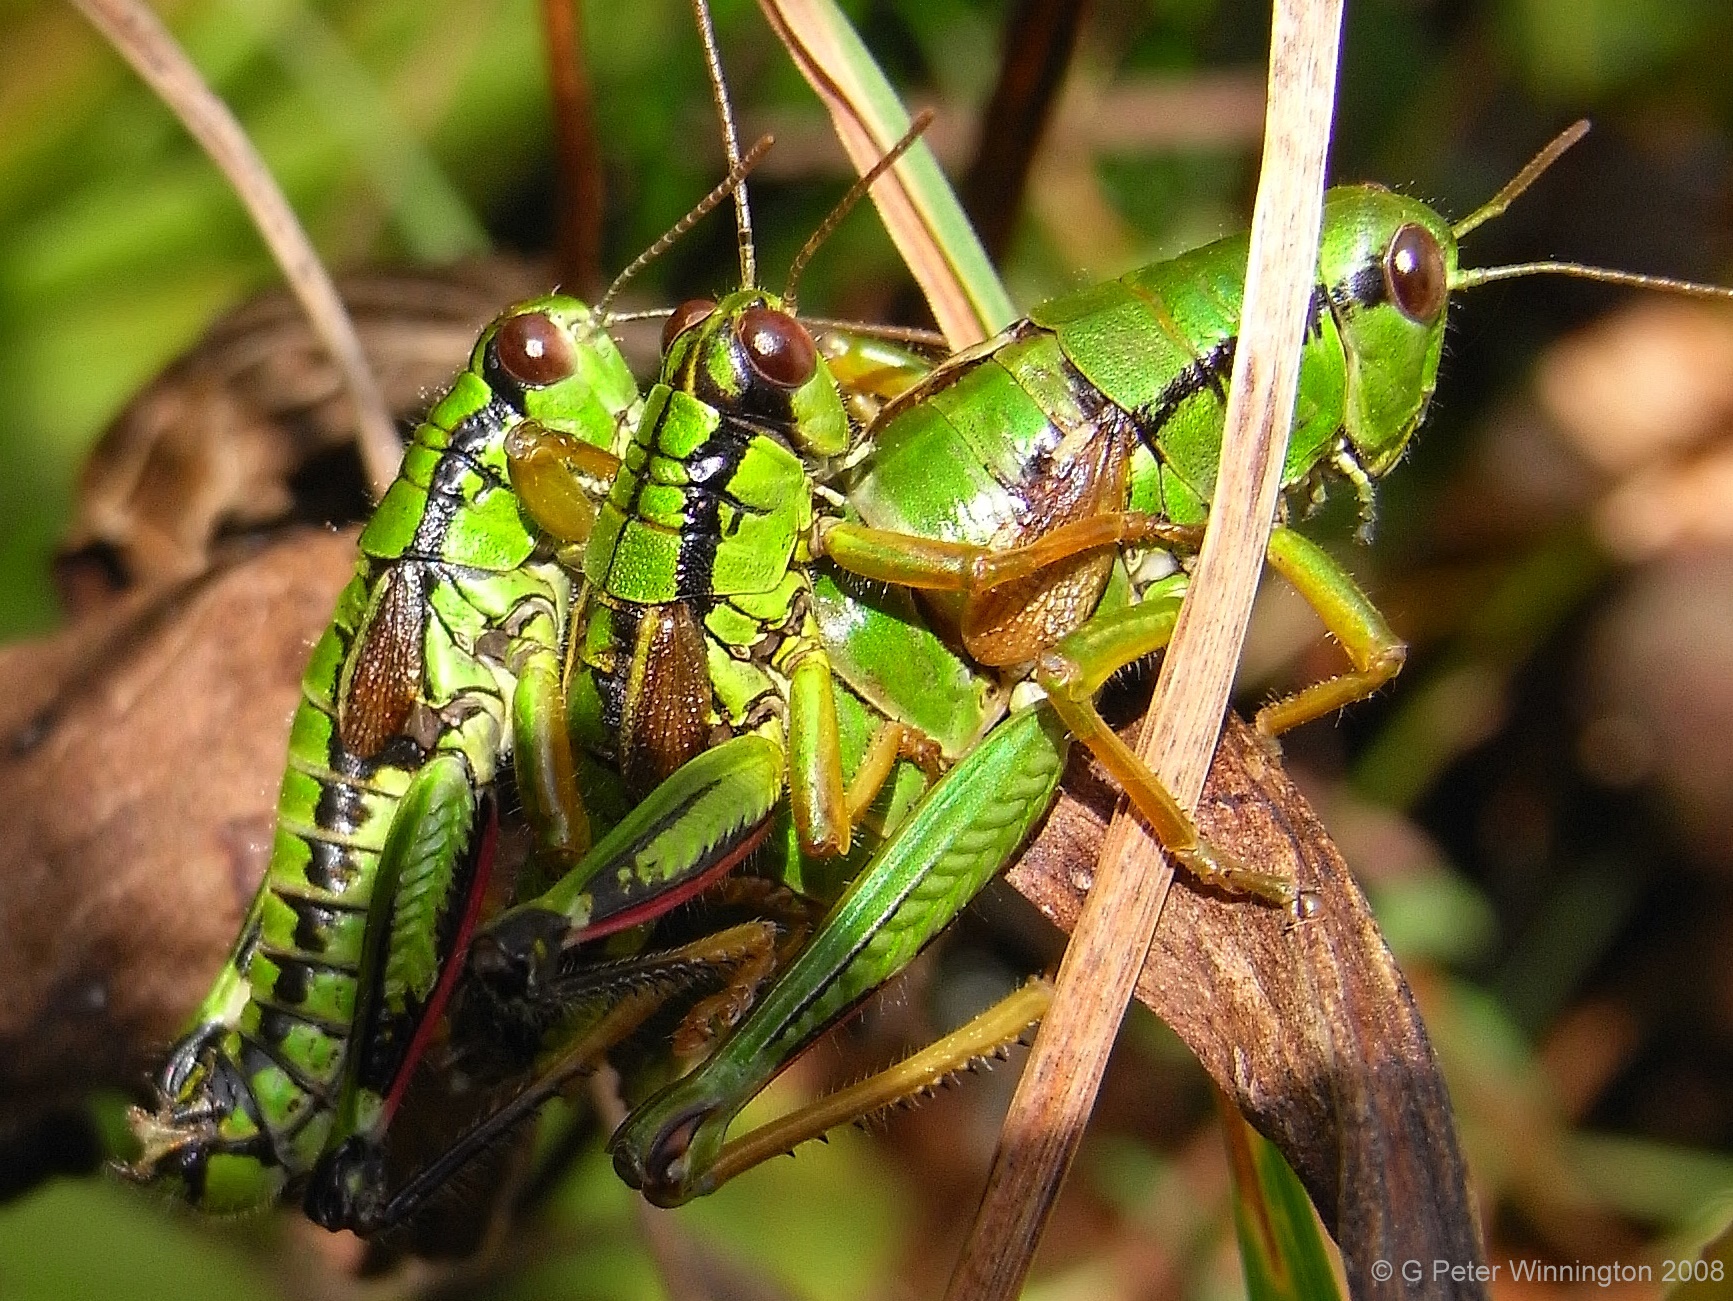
1129 334 1236 453
1121 280 1334 456
593 597 637 757
674 411 773 598
408 391 517 558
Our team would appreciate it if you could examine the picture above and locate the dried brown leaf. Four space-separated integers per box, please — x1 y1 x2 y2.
58 262 545 605
0 529 355 1118
1007 719 1487 1298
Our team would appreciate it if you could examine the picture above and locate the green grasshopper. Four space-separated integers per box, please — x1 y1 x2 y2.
463 34 973 994
118 5 977 1226
274 12 1066 1228
599 121 1733 1208
122 294 644 1217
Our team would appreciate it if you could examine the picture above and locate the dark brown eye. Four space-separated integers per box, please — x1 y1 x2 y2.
496 311 577 386
736 306 817 389
662 298 716 353
1384 223 1447 324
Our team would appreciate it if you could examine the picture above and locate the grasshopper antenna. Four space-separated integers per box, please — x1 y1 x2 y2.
596 134 774 324
784 108 938 314
1451 119 1590 239
691 0 756 288
1452 261 1733 302
1450 119 1733 303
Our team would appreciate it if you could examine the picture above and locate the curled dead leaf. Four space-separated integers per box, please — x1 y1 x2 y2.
58 262 546 608
0 529 356 1117
1008 721 1487 1298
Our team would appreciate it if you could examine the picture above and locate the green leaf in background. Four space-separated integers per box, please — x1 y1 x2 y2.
1223 1106 1345 1301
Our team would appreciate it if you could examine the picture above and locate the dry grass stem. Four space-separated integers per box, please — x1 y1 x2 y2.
758 0 993 346
944 2 1346 1296
69 0 401 499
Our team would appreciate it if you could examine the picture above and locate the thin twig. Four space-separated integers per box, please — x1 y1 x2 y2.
943 1 1345 1297
540 0 605 297
960 0 1088 263
69 0 401 500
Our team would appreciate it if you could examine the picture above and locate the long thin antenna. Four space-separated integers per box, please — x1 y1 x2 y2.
691 0 755 287
1449 118 1733 304
596 134 774 323
1451 119 1590 239
607 307 949 350
802 317 949 349
1453 261 1733 301
784 108 937 313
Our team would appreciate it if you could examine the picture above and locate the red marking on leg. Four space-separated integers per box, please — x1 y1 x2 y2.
382 802 501 1124
573 818 774 944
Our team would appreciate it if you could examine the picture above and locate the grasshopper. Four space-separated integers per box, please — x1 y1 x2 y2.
123 297 641 1216
604 122 1733 1207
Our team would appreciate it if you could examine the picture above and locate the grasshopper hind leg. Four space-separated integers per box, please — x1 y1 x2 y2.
1031 584 1298 905
340 922 785 1238
625 979 1053 1206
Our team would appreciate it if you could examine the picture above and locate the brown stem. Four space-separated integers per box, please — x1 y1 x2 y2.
960 0 1089 263
943 1 1346 1296
540 0 606 298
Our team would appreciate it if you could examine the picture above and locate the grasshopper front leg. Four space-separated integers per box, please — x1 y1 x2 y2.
1253 525 1407 738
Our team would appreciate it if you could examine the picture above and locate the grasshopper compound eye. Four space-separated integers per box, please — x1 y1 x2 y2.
496 311 578 386
1385 223 1448 324
737 306 817 389
663 298 717 352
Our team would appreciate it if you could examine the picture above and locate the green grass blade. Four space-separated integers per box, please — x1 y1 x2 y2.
756 0 1015 346
1224 1107 1345 1301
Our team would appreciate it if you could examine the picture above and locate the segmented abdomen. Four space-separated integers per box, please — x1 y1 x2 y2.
168 398 572 1186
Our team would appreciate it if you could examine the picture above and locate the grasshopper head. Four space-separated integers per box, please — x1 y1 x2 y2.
1318 185 1459 480
661 288 851 461
1315 121 1733 483
479 295 638 448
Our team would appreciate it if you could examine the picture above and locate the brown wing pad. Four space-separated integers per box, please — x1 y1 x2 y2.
339 565 429 758
620 603 714 798
963 433 1130 665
